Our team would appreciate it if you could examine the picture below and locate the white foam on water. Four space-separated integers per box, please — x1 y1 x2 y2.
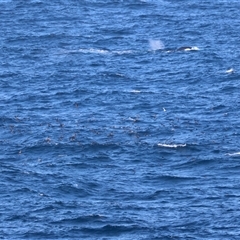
78 48 109 54
158 143 186 148
130 90 141 93
76 48 133 55
227 152 240 156
226 68 234 74
112 50 133 55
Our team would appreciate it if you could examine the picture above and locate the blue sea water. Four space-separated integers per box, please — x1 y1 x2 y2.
1 0 240 239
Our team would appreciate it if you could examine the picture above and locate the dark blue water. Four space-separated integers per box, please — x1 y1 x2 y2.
1 0 240 239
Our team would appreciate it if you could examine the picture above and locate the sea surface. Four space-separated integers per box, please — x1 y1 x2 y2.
1 0 240 239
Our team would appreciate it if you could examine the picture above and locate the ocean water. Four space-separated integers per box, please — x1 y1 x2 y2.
1 0 240 239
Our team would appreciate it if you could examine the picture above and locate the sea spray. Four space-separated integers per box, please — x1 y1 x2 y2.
149 39 165 51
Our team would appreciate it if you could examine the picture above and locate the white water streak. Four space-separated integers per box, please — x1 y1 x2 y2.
158 143 186 148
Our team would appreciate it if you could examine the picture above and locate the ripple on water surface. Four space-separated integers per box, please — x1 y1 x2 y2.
1 0 240 239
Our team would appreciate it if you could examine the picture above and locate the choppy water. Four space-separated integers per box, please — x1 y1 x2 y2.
1 0 240 239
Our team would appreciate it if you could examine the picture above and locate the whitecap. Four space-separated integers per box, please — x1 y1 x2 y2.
130 90 141 93
225 68 234 74
227 152 240 156
157 143 186 148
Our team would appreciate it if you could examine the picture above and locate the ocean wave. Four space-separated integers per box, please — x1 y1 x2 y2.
130 89 141 93
52 214 107 225
80 224 145 234
227 152 240 157
157 143 187 148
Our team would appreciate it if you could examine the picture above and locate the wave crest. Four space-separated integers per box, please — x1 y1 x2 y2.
157 143 186 148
